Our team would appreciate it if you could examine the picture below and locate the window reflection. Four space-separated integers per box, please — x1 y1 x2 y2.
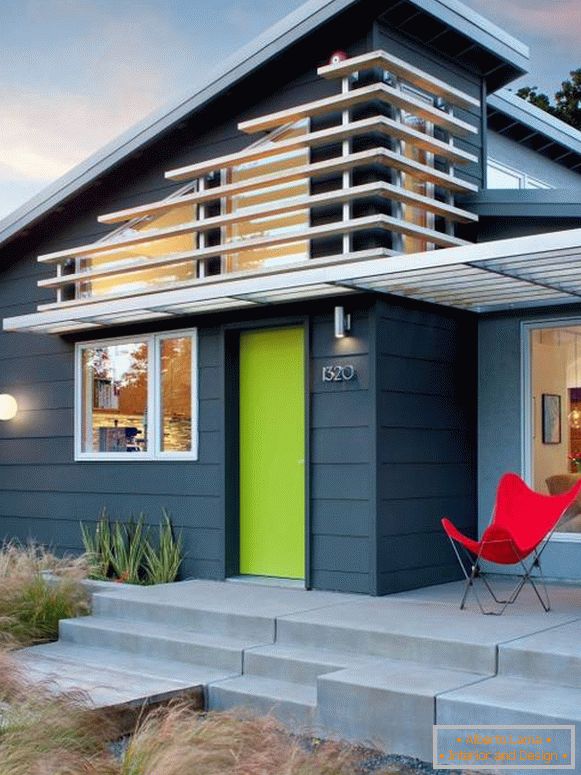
82 342 149 453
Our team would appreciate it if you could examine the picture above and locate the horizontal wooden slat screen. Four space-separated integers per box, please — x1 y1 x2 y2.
38 214 470 290
238 83 478 136
165 115 477 182
32 46 481 318
317 50 480 110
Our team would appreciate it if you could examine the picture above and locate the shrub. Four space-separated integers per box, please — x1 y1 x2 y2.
0 541 90 646
81 511 183 585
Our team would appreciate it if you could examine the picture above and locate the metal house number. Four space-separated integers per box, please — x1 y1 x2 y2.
322 364 356 383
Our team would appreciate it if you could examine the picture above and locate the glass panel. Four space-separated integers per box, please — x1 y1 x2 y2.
160 337 192 453
401 110 433 254
224 121 310 271
81 341 149 453
530 326 581 533
76 202 198 299
526 176 551 190
487 161 522 189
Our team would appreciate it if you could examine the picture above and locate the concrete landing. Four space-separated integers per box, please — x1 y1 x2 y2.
12 577 581 767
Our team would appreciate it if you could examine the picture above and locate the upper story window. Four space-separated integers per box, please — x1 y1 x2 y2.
400 84 436 254
76 331 197 460
487 158 552 190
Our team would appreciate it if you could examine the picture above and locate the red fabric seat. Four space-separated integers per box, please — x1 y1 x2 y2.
442 473 581 613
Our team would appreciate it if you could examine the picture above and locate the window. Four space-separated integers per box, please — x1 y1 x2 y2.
527 324 581 535
224 120 310 272
400 85 436 253
487 159 551 190
76 330 197 460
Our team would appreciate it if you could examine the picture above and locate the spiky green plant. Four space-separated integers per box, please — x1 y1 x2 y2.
81 511 112 580
143 511 183 585
109 516 149 585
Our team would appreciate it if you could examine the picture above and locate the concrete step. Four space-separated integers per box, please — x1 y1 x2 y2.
59 616 268 672
438 674 581 727
499 620 581 688
316 661 489 762
15 645 209 710
208 674 317 728
18 641 235 686
92 590 275 641
243 643 368 684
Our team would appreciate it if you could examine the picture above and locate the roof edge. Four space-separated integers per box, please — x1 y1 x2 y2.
0 0 530 252
488 89 581 156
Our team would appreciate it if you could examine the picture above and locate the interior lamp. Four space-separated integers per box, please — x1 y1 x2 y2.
0 394 17 421
569 335 581 428
334 306 351 338
569 407 581 430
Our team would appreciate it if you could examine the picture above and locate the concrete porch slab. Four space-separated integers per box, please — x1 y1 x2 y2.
276 591 578 674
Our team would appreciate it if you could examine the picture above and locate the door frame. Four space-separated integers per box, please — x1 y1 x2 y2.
223 315 311 586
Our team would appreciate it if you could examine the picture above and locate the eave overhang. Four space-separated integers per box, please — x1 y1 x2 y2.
460 190 581 219
6 229 581 334
488 91 581 172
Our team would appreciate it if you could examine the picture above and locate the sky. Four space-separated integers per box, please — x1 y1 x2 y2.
0 0 579 221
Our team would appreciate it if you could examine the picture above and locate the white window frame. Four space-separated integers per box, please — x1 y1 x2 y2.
75 329 198 461
487 158 552 190
521 318 581 542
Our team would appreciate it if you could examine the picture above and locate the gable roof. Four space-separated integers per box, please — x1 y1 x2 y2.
0 0 528 253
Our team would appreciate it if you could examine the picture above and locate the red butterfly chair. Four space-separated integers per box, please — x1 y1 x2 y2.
442 473 581 615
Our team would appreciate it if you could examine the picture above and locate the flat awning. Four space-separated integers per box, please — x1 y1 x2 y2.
5 229 581 334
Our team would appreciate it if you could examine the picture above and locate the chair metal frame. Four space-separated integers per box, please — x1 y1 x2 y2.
447 530 556 616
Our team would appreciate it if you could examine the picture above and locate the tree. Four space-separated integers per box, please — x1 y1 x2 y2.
516 69 581 131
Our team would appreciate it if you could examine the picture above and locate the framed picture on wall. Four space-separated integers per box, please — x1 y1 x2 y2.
542 393 561 444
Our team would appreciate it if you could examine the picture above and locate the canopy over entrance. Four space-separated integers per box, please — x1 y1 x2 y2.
5 228 581 334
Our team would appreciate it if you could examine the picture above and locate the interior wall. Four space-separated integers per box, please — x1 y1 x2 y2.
531 334 570 492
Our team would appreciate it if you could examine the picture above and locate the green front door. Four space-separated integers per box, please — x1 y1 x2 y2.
239 327 305 579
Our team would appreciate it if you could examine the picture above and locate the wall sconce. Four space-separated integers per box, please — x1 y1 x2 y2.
0 394 18 421
334 306 351 339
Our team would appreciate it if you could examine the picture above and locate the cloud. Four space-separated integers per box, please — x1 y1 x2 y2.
0 4 190 192
467 0 581 45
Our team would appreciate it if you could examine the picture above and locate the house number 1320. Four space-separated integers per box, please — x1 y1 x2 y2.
322 365 356 382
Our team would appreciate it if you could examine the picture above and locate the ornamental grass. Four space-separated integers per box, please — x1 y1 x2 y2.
0 651 119 775
0 540 89 646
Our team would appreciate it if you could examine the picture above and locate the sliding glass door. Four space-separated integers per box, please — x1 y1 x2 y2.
527 323 581 534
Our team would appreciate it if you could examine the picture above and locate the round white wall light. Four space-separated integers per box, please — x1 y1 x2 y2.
0 394 18 421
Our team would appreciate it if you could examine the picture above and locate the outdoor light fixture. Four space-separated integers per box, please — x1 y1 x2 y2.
0 394 18 421
334 306 351 338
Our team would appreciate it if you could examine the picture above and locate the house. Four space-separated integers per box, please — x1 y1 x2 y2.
1 0 581 595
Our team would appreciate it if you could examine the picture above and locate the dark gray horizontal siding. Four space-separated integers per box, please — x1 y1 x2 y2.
0 318 226 580
309 306 373 594
375 298 477 594
379 495 475 537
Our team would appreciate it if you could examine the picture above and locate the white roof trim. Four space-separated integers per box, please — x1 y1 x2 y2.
488 89 581 158
6 229 581 333
0 0 528 252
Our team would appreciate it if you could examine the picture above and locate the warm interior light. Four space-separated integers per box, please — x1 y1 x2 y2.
569 407 581 430
0 394 18 421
